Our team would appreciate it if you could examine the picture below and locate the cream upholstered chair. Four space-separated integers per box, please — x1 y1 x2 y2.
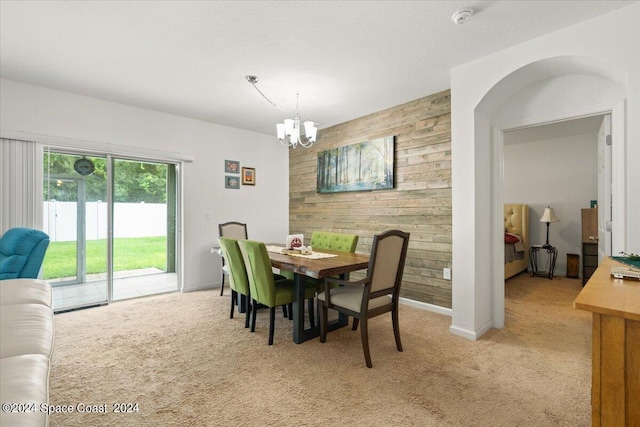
218 222 248 296
318 230 410 368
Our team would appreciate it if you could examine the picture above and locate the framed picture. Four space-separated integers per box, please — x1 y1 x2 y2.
242 167 255 185
317 135 394 193
225 175 240 189
225 160 240 174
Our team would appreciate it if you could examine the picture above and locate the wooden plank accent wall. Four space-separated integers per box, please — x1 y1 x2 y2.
289 89 452 308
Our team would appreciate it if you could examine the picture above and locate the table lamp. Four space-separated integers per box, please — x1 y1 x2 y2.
540 206 559 249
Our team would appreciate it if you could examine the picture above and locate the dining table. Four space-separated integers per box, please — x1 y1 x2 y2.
266 246 370 344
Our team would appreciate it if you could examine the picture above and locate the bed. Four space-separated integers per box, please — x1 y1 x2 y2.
504 204 529 279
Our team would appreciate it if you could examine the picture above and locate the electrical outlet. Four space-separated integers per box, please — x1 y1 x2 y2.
443 268 451 280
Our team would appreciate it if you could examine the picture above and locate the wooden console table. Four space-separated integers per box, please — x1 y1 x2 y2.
574 257 640 426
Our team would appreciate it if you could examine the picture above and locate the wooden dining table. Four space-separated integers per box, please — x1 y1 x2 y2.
267 247 370 344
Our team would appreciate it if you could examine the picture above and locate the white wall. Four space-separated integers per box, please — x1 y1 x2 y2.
450 3 640 339
0 79 290 292
504 132 598 276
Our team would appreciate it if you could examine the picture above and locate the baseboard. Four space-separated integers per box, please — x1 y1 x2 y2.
399 297 452 316
449 319 493 341
182 282 217 293
180 287 453 317
475 319 493 338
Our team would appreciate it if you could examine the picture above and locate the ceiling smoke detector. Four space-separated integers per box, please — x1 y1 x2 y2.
452 8 473 25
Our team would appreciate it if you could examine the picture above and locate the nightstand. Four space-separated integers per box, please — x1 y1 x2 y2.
581 208 599 285
529 245 557 279
582 241 598 285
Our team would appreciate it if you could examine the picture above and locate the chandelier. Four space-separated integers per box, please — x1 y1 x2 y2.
246 75 317 148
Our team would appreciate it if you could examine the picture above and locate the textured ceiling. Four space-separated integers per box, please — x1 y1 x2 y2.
0 1 635 136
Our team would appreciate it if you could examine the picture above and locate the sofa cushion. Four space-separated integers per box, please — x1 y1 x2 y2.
317 287 391 312
0 354 50 427
0 279 52 307
0 304 54 358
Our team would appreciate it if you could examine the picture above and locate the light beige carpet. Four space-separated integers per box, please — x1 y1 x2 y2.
49 274 591 426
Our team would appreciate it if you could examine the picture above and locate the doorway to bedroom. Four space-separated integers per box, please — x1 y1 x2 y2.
502 114 608 280
43 150 179 312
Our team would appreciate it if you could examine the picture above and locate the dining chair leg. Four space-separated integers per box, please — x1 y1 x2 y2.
392 305 403 352
282 305 288 319
319 300 328 343
230 290 236 319
244 298 251 329
352 318 359 331
360 317 372 368
288 303 293 321
268 307 276 345
220 259 225 296
250 299 258 332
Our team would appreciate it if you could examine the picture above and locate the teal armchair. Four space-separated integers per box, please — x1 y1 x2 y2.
0 228 50 280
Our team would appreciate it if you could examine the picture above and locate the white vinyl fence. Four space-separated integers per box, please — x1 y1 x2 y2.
43 201 167 242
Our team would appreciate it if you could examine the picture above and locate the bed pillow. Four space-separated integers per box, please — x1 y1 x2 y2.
505 233 520 244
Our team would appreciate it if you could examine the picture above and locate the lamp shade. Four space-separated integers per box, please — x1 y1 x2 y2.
284 119 295 136
303 121 317 142
539 207 559 223
289 127 300 144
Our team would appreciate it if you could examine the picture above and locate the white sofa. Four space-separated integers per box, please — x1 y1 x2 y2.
0 278 54 427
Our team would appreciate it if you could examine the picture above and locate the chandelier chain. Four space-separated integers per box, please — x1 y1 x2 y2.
246 76 294 114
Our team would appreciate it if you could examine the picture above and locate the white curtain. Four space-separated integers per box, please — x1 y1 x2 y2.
0 138 44 233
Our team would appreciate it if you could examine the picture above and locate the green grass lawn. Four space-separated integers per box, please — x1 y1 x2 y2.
43 236 167 280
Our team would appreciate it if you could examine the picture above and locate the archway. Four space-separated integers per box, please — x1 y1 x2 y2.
475 56 627 330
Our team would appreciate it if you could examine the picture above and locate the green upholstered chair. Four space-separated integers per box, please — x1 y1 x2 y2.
217 222 248 296
238 239 316 345
281 231 359 292
310 231 359 253
219 237 289 328
310 231 360 294
218 237 252 328
318 230 410 368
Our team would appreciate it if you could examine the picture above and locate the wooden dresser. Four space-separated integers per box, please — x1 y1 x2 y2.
574 257 640 426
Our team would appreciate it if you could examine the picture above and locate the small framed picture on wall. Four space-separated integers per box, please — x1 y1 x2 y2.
225 175 240 189
242 167 255 185
225 160 240 174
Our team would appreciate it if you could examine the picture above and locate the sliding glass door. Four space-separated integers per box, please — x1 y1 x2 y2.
111 158 177 301
43 151 179 311
44 153 108 310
